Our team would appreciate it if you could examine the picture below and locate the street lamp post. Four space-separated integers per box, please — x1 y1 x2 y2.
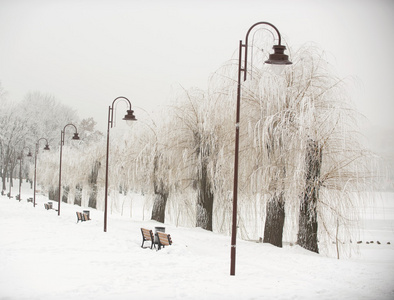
8 161 12 199
33 138 50 207
58 124 80 216
103 96 137 232
18 147 32 201
230 22 292 276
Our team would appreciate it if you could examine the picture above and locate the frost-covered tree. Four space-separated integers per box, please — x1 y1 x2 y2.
0 102 30 191
243 45 377 253
38 117 104 208
20 92 78 145
205 42 377 254
167 87 233 231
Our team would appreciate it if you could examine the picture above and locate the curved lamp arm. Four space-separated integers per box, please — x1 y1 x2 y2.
241 21 291 81
36 137 50 151
61 123 80 145
20 146 32 158
63 123 78 133
109 96 137 128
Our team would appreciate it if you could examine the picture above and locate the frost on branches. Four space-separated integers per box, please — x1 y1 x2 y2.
0 43 379 257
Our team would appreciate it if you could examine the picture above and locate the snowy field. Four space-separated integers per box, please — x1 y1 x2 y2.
0 186 393 300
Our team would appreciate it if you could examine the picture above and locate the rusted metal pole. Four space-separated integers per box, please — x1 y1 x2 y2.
230 22 291 276
104 106 111 232
58 131 64 215
230 39 244 276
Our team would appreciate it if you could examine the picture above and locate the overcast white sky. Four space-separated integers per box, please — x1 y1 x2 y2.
1 0 393 134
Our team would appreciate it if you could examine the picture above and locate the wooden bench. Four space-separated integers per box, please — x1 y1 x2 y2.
141 228 156 249
76 212 90 223
157 231 172 250
44 203 58 211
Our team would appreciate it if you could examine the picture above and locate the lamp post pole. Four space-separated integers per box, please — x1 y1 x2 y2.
104 96 137 232
8 161 12 198
58 124 80 216
33 138 50 207
230 22 292 276
18 147 32 201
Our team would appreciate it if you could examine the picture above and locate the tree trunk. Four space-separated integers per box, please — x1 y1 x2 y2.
151 155 169 223
62 186 69 203
151 190 168 223
9 164 15 188
48 186 59 201
263 125 286 247
88 185 98 209
88 161 100 209
74 184 82 206
196 162 214 231
297 139 322 253
263 192 285 247
2 163 8 191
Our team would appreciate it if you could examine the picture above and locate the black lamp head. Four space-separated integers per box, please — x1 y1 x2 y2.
72 132 80 140
43 144 50 151
265 45 292 65
123 110 137 122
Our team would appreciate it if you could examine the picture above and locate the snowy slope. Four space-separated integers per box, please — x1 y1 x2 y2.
0 189 393 300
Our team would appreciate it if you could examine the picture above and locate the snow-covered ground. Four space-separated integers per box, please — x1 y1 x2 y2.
0 184 393 299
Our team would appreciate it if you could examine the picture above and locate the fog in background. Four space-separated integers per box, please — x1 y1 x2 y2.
1 0 393 172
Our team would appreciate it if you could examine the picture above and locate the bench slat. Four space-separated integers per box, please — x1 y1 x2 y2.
141 228 155 249
76 212 84 223
157 231 172 248
141 228 153 241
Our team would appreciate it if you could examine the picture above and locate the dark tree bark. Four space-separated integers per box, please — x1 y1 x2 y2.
88 185 98 209
88 161 100 209
297 139 322 253
74 184 82 206
263 192 285 247
263 123 286 247
196 160 214 231
62 186 69 203
151 155 169 223
48 186 59 201
151 184 168 223
192 130 214 232
2 163 8 191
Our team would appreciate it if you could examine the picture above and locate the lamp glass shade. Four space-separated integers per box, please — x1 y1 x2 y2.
270 64 286 75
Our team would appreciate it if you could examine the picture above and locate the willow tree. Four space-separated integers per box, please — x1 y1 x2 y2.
221 42 376 253
147 118 172 223
281 45 374 253
240 68 299 248
115 110 173 223
168 87 232 231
